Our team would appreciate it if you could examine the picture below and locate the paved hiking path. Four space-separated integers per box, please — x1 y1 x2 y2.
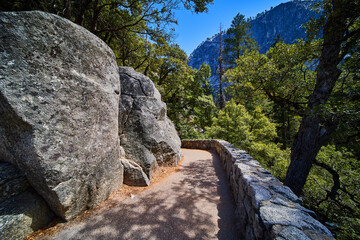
49 149 238 240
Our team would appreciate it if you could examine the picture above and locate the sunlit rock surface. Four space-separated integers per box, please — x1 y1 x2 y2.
0 11 123 220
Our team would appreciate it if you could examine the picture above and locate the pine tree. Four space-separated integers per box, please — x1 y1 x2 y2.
271 33 283 48
217 24 226 109
223 13 258 67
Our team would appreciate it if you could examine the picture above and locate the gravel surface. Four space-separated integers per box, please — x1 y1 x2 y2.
49 149 238 240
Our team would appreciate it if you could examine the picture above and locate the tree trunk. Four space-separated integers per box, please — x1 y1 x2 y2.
63 0 72 19
284 0 347 196
219 64 225 109
218 24 225 109
285 115 334 195
90 0 100 33
74 0 93 26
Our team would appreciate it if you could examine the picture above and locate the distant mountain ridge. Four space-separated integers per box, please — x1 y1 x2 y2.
188 0 319 92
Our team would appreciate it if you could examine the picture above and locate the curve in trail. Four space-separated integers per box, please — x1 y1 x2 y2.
51 149 238 240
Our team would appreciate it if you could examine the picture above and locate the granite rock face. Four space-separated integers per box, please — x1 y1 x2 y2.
0 11 123 220
118 67 181 184
0 162 54 240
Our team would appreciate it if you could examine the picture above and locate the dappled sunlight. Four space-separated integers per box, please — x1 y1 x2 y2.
36 149 237 240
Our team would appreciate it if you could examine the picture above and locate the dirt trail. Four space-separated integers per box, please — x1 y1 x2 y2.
43 149 238 240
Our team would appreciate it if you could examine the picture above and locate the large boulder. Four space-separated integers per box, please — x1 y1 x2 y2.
0 11 123 220
118 67 181 185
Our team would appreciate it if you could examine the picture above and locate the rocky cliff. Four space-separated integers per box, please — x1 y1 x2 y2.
250 0 318 54
0 10 181 237
188 1 319 92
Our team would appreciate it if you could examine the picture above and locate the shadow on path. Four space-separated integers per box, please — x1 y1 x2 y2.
51 149 238 240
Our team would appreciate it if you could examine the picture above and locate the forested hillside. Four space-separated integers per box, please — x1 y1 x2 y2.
188 1 319 93
1 1 359 239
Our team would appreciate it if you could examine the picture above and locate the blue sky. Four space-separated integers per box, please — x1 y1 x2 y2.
173 0 290 55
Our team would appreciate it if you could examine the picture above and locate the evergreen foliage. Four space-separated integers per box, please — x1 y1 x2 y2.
206 100 289 174
219 1 360 237
305 145 360 239
1 0 359 238
152 52 216 139
223 13 258 67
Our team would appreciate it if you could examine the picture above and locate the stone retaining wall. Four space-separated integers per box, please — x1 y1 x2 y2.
182 139 334 240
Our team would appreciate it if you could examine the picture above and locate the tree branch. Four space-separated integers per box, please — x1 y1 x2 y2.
314 159 340 200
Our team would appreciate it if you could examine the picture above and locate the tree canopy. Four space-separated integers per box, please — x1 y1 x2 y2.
1 0 213 72
219 1 360 238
